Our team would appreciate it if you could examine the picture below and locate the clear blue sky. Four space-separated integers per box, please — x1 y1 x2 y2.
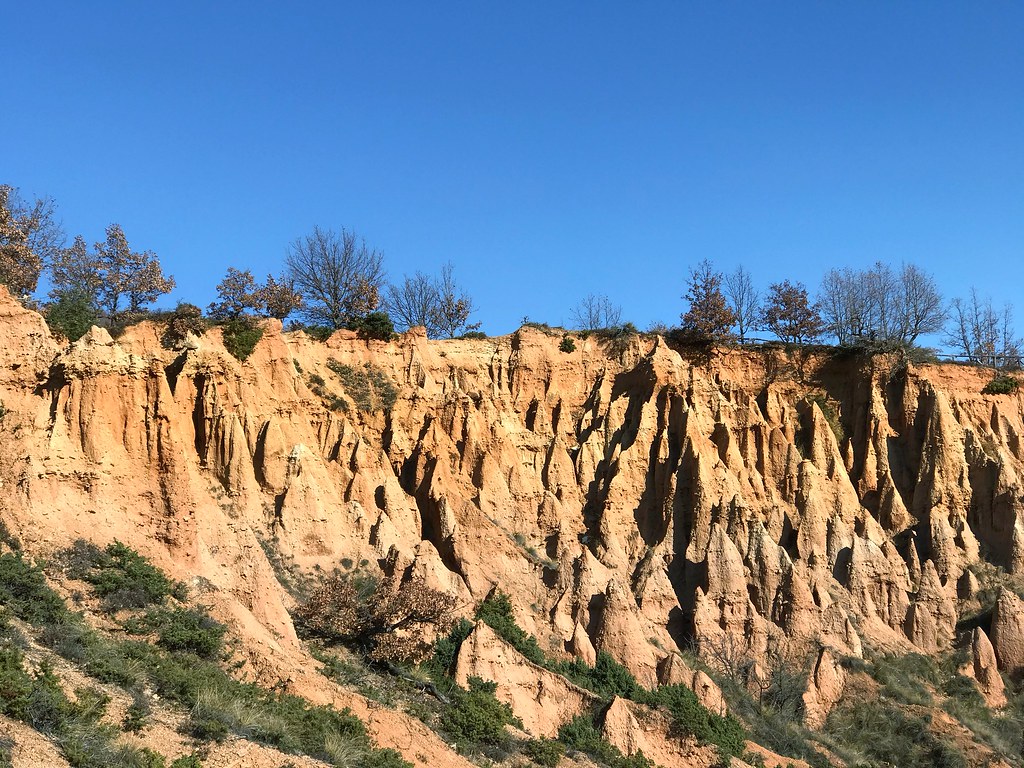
4 2 1022 336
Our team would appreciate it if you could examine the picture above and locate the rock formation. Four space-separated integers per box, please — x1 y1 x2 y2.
3 285 1024 765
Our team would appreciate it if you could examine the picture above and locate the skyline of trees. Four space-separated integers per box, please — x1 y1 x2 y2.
1 181 1020 366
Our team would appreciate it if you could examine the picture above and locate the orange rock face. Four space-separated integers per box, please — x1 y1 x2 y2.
2 285 1023 764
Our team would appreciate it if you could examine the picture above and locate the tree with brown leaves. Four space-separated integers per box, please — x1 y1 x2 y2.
260 274 302 320
49 235 103 301
208 267 262 320
680 260 737 342
0 185 64 297
761 280 823 346
94 224 174 318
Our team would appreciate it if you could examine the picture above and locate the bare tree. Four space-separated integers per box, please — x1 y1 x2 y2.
385 271 440 335
819 268 863 344
286 226 385 329
894 263 945 344
432 262 477 339
386 262 477 339
680 259 736 342
570 293 622 330
863 261 898 340
724 266 760 342
0 185 64 297
94 224 174 317
946 289 1021 368
819 262 944 347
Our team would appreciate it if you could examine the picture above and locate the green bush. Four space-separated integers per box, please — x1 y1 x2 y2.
557 715 653 768
127 607 226 659
440 676 520 751
1 549 403 768
0 646 37 722
983 374 1021 395
594 323 640 357
523 738 565 766
349 311 396 341
642 684 746 761
460 330 487 339
326 360 398 412
553 652 640 700
431 618 474 675
559 335 577 353
169 756 204 768
474 591 546 665
299 324 335 342
360 749 413 768
46 292 99 343
221 317 263 361
805 393 846 445
64 540 182 611
0 551 69 627
123 696 149 732
39 619 141 688
0 645 169 768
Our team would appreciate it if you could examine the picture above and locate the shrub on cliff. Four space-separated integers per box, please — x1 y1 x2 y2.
440 676 521 751
983 374 1020 395
552 652 640 700
643 684 746 761
126 607 226 659
349 311 395 341
557 715 654 768
220 316 263 361
474 590 545 665
522 738 565 767
294 572 456 664
46 291 98 342
0 551 69 627
326 360 398 412
161 302 207 349
63 540 184 611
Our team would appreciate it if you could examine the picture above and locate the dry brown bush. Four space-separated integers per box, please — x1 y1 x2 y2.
294 573 456 664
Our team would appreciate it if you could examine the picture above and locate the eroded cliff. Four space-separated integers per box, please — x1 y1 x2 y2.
3 286 1024 765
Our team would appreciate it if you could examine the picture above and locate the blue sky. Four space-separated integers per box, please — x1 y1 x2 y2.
4 2 1023 336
